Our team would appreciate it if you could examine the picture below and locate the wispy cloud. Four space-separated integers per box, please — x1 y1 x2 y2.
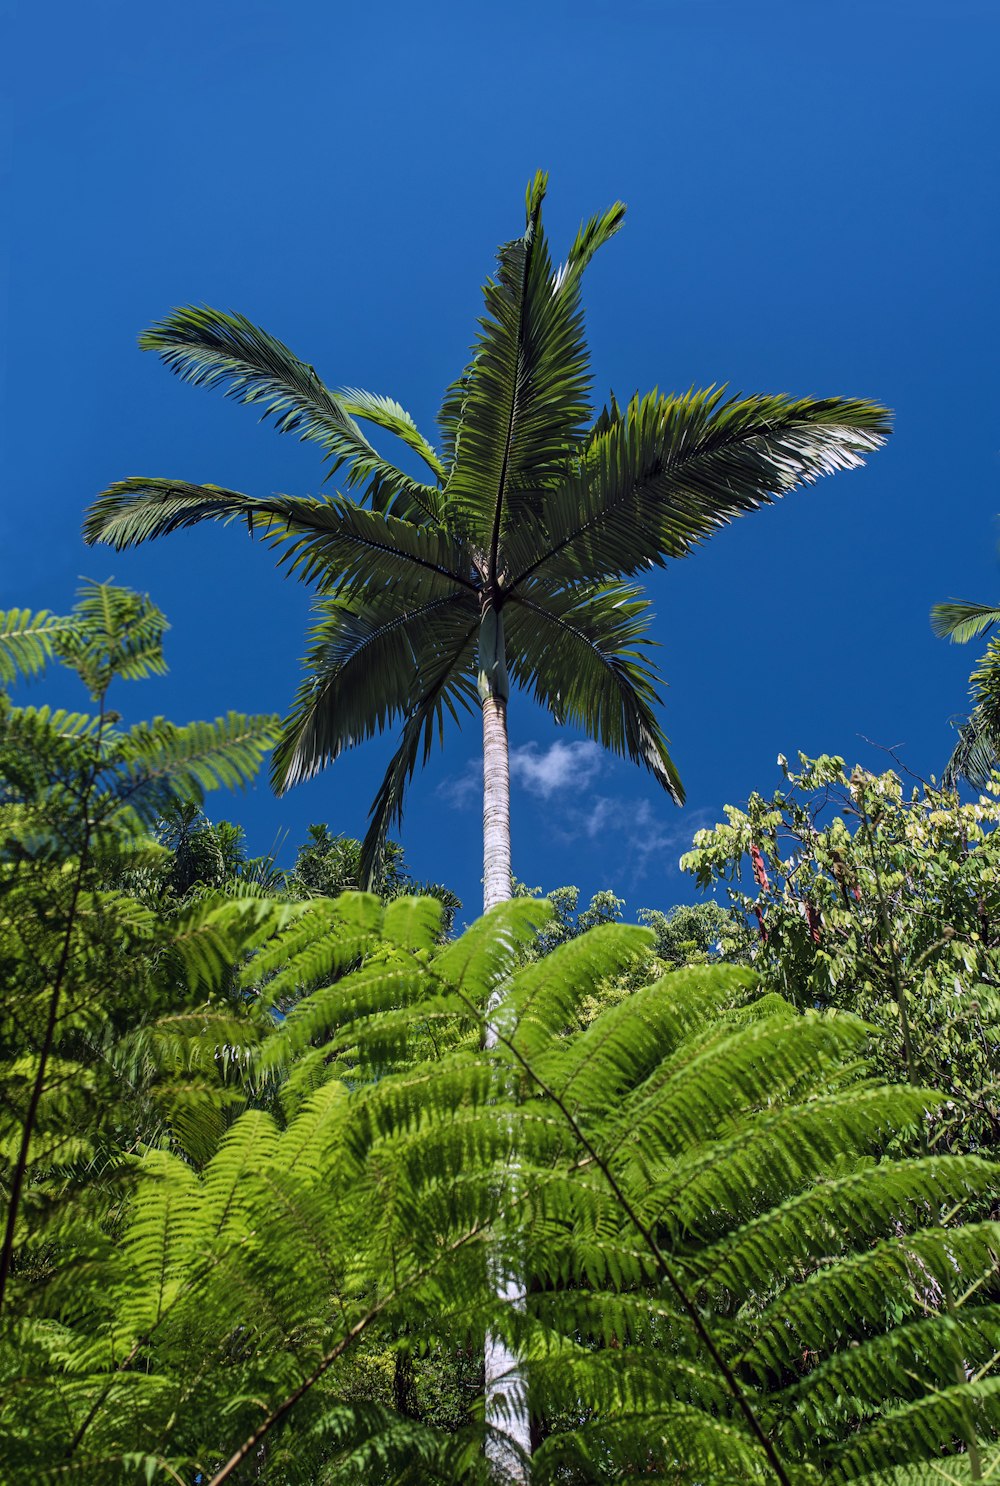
509 740 603 797
440 740 604 811
558 796 718 885
443 759 482 809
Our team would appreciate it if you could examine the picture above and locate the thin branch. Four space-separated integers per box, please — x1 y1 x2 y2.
439 971 794 1486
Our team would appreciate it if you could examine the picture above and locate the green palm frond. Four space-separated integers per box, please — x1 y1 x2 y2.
505 580 684 802
357 656 481 890
444 171 609 559
272 590 479 792
139 305 445 517
85 478 474 600
931 601 1000 643
556 200 627 285
504 388 890 587
944 634 1000 788
336 387 446 482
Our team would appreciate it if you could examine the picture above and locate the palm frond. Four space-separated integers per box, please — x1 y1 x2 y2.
445 172 597 560
337 387 446 482
271 589 479 789
504 388 891 588
504 580 684 802
931 601 1000 643
357 657 480 889
138 306 444 519
943 635 1000 788
84 479 475 600
553 200 626 288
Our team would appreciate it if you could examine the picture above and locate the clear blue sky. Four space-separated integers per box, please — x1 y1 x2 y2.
3 0 998 918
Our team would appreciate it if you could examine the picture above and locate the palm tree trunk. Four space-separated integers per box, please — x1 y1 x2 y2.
481 686 530 1481
482 694 511 913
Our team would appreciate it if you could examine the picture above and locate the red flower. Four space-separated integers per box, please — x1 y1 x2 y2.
750 844 770 890
805 901 822 943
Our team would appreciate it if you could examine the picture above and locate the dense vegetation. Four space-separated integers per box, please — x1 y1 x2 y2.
2 586 999 1484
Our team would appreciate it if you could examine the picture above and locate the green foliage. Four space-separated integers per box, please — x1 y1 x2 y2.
85 178 889 884
290 823 461 933
0 605 73 685
682 752 1000 1152
931 596 1000 787
0 582 282 1336
638 897 745 968
5 827 999 1482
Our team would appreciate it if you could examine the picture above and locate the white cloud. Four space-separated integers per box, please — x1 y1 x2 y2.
509 740 603 798
559 796 718 884
441 759 482 809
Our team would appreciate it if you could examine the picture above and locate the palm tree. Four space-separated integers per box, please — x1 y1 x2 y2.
931 599 1000 785
85 173 889 916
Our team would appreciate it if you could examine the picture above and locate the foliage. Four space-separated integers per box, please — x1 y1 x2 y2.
290 822 461 933
85 175 889 884
682 752 1000 1153
931 598 1000 787
637 897 745 968
4 874 999 1483
0 582 283 1323
513 881 625 955
1 626 996 1486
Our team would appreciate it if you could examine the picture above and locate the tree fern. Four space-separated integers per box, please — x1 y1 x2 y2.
4 649 999 1486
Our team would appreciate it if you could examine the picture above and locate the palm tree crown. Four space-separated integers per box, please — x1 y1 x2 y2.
931 599 1000 786
86 172 890 897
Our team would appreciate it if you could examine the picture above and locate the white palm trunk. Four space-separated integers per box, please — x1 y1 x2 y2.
481 687 531 1481
482 695 512 914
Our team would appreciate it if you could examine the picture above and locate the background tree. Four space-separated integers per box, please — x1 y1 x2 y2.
683 751 1000 1154
290 822 460 934
85 174 890 916
931 597 1000 787
0 584 281 1317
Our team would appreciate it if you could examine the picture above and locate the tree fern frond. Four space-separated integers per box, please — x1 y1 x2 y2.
0 607 72 686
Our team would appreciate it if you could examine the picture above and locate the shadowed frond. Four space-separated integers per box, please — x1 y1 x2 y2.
85 479 475 600
505 580 684 802
139 306 444 518
357 656 480 890
271 590 479 790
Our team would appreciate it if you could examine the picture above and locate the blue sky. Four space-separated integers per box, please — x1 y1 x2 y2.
3 0 998 918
